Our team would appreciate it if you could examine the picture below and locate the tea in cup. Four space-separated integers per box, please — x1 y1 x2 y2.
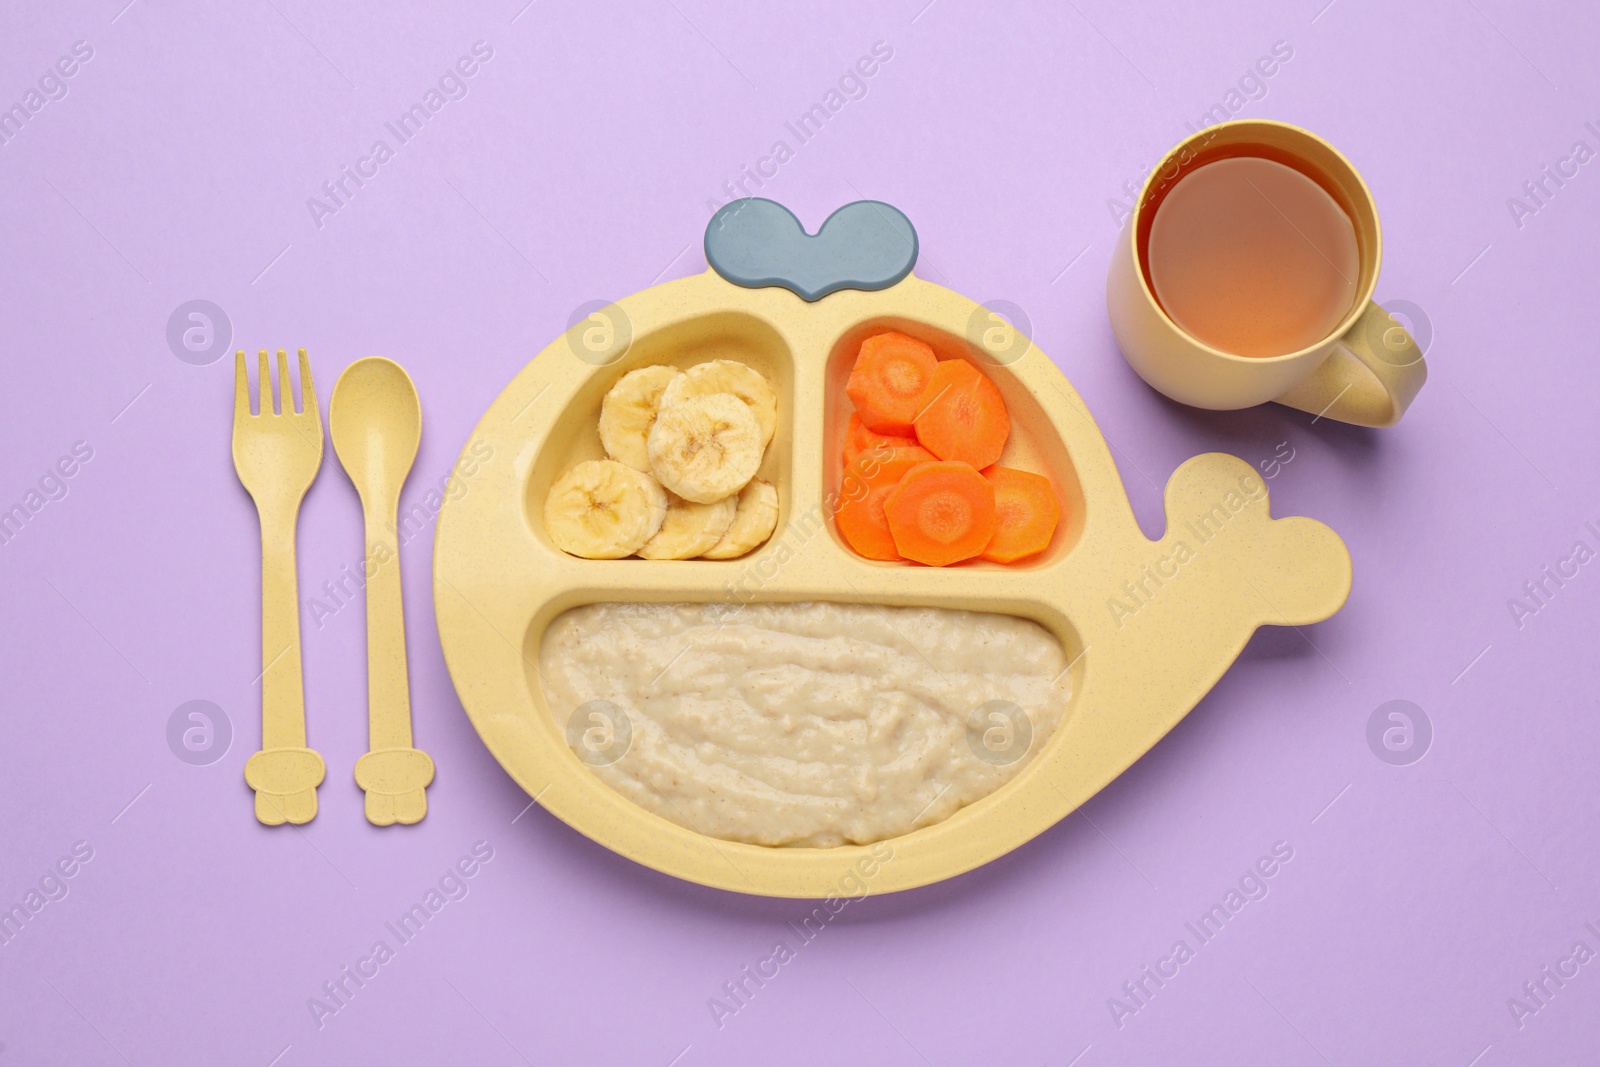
1107 120 1425 426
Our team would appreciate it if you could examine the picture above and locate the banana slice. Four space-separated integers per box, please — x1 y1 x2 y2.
638 492 737 560
647 393 763 504
599 365 680 471
544 460 667 559
701 479 779 559
661 359 777 448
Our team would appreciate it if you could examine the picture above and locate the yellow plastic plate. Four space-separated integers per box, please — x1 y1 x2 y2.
433 268 1351 897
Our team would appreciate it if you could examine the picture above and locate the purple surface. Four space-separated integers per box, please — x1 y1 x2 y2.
1 0 1596 1063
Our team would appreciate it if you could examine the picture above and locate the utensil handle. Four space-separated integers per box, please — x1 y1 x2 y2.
363 507 413 752
1273 300 1428 428
259 507 308 750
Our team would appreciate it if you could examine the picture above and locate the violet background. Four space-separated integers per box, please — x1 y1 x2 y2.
2 0 1597 1063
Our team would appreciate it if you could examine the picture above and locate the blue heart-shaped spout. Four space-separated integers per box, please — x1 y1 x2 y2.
704 198 918 302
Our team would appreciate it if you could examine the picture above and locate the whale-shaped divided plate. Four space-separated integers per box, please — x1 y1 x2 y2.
434 199 1352 898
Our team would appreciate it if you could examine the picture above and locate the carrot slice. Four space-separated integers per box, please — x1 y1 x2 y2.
912 359 1010 470
883 461 997 566
843 412 919 464
846 331 938 435
979 466 1060 563
834 447 937 561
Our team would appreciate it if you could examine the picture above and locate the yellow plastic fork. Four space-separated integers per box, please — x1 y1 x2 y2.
233 348 327 825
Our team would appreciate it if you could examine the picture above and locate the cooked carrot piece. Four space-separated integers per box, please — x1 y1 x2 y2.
843 412 920 464
912 359 1010 470
883 461 997 566
979 466 1060 563
846 331 939 435
834 447 937 561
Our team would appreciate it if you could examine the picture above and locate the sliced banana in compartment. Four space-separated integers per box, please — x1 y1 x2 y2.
647 392 764 504
544 459 668 559
543 358 780 560
701 479 779 560
599 365 680 471
660 358 778 448
639 492 737 560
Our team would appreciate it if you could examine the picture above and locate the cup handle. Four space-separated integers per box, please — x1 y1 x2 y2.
1273 301 1427 427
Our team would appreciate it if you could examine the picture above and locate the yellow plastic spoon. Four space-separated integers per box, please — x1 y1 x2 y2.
330 357 435 825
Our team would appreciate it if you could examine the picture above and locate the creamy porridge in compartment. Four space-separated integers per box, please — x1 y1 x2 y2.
539 601 1072 847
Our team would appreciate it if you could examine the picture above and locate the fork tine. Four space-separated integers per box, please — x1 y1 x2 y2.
234 350 250 419
298 348 318 420
258 350 272 415
277 349 293 414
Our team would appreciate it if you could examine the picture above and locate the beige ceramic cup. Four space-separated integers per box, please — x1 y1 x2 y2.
1107 119 1426 427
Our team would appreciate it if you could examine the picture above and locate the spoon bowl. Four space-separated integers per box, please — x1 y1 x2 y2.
330 357 421 510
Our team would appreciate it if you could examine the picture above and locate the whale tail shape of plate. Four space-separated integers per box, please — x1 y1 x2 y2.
434 200 1351 897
